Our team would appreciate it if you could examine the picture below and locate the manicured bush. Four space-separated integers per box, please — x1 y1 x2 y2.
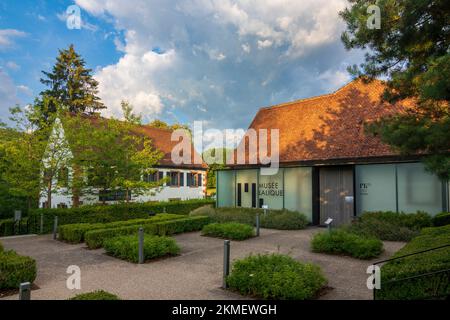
432 212 450 227
85 216 210 249
58 214 184 243
227 254 326 300
0 250 37 289
0 218 29 237
311 229 383 259
346 211 432 241
0 241 3 252
377 224 450 300
70 290 120 300
190 207 308 230
28 199 214 234
104 235 180 263
202 222 254 240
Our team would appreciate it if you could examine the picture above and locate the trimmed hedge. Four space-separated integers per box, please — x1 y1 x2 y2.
227 254 326 300
377 224 450 300
29 199 214 234
85 216 210 249
0 250 37 289
58 214 184 243
0 218 29 237
346 211 432 241
202 222 254 240
104 235 180 263
311 230 383 259
432 212 450 227
70 290 120 300
190 207 308 230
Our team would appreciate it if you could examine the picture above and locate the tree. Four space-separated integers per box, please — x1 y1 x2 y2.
121 100 142 125
39 44 105 116
202 148 233 190
340 0 450 179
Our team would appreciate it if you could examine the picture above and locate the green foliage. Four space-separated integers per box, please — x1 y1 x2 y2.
0 218 29 237
59 214 183 244
311 230 383 259
69 290 120 300
103 235 180 263
190 207 308 230
340 1 450 179
29 199 214 234
227 254 326 300
378 225 450 300
346 211 432 241
202 222 254 240
85 216 210 249
0 241 3 252
432 212 450 227
0 250 37 289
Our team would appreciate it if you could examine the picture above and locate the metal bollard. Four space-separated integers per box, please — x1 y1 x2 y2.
19 282 31 300
223 240 230 289
138 227 144 264
255 214 260 237
40 213 44 234
53 216 58 240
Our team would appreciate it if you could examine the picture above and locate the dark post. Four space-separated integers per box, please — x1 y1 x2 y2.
19 282 31 300
40 213 44 234
255 214 260 237
223 240 230 289
53 216 58 240
138 227 144 264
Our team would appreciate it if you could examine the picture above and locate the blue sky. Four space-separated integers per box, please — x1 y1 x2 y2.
0 0 364 144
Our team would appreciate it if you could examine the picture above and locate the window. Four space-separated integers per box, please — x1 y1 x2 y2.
143 171 159 182
187 172 203 187
244 183 249 192
99 189 131 202
197 173 202 187
180 172 185 187
168 172 181 187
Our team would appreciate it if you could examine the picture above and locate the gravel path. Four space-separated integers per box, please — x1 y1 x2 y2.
0 228 405 300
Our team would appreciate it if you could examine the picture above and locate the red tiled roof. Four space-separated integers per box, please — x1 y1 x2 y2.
234 79 415 165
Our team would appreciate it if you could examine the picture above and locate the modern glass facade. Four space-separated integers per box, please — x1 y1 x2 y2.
217 161 447 225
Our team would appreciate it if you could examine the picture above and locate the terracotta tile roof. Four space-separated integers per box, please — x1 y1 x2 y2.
233 79 415 165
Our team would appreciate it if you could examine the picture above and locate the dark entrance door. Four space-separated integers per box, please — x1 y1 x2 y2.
319 167 354 226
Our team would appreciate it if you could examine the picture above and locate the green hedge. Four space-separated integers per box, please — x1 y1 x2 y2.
28 199 214 234
104 235 180 263
0 218 29 237
377 224 450 300
70 290 120 300
0 250 37 289
202 222 254 240
190 207 308 230
58 214 184 243
432 212 450 227
345 211 432 241
0 241 3 252
311 230 383 259
85 216 210 249
227 254 326 300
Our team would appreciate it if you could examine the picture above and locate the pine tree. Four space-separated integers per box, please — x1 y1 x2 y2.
39 44 105 115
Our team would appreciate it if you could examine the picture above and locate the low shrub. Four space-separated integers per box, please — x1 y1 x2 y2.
0 250 37 289
0 218 29 237
104 235 180 263
85 216 210 249
227 254 326 300
202 222 254 240
190 207 308 230
311 230 383 259
346 211 432 241
28 199 214 234
432 212 450 227
377 224 450 300
70 290 120 300
0 241 3 252
58 214 184 243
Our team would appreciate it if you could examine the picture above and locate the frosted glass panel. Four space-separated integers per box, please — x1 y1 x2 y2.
397 162 442 215
355 164 397 215
217 170 235 207
258 169 284 210
236 169 258 208
284 167 313 222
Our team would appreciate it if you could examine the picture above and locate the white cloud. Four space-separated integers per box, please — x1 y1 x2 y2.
0 29 26 50
257 39 273 49
0 69 21 118
5 61 20 71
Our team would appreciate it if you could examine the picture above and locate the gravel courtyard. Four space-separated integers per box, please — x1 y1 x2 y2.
0 228 405 300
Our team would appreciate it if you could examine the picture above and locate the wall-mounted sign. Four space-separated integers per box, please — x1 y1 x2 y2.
359 182 372 195
258 182 284 197
345 196 354 203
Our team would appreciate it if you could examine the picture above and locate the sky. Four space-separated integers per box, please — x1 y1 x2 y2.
0 0 365 147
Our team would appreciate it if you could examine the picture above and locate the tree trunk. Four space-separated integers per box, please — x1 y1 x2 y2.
72 165 81 208
47 180 52 209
